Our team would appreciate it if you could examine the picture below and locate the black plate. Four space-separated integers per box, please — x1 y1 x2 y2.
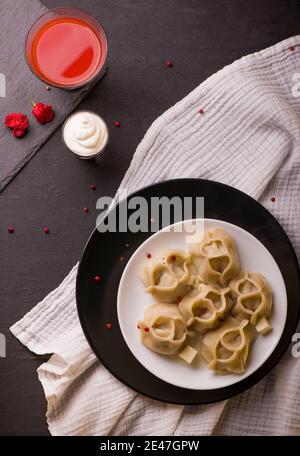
76 179 300 404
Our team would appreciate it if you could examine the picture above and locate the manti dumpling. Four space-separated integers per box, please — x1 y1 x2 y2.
230 270 272 326
140 250 191 303
138 303 188 355
178 285 233 332
189 228 240 286
201 317 253 374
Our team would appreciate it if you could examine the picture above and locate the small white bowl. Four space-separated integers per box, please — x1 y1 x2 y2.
62 110 109 159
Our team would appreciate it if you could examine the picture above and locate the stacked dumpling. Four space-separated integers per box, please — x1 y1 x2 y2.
138 303 188 355
138 228 273 375
140 250 191 303
189 228 240 285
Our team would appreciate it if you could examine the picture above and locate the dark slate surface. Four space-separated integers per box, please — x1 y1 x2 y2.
0 0 299 436
0 0 99 191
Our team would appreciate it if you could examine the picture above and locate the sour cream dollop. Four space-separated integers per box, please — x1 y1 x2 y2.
62 111 109 158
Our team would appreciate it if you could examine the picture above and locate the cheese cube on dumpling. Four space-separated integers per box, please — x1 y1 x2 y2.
255 316 272 335
179 345 198 364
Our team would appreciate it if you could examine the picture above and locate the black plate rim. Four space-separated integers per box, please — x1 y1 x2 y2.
76 178 300 405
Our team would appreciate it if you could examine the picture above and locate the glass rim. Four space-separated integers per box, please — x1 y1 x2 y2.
24 6 109 90
61 110 110 159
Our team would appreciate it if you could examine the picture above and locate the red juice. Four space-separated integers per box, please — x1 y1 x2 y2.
26 10 108 89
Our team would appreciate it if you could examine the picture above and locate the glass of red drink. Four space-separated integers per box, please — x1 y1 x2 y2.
25 7 108 90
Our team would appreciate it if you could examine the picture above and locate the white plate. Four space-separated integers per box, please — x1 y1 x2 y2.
117 219 287 390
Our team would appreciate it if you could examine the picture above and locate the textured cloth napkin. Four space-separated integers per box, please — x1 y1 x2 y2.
0 0 98 191
11 36 300 436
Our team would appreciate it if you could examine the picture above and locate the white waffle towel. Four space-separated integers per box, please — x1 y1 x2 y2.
11 36 300 436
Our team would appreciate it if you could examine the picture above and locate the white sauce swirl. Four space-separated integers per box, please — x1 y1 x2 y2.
63 111 108 157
